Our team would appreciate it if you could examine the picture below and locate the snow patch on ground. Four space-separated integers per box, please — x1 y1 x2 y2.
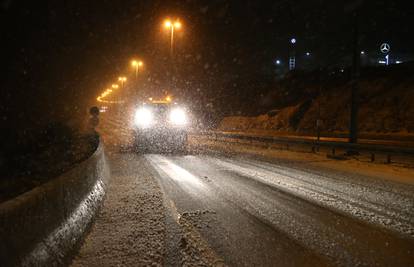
178 211 226 267
71 153 166 266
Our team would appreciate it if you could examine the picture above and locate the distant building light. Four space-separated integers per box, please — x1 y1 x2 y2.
305 52 310 56
340 69 344 72
378 60 386 64
396 60 402 64
360 51 365 55
290 38 296 44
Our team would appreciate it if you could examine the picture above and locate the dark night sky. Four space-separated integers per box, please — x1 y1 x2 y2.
1 0 412 131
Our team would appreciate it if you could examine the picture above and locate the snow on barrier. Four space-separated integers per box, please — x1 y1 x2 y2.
0 140 110 267
196 130 414 163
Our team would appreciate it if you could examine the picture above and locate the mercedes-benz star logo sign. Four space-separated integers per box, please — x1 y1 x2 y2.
380 43 390 54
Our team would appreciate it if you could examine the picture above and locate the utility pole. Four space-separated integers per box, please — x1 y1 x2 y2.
316 67 323 152
349 7 360 145
344 0 363 145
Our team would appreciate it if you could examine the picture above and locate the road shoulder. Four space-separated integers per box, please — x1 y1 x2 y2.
71 152 166 266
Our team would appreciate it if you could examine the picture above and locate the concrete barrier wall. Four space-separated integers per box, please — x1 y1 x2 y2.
0 141 110 267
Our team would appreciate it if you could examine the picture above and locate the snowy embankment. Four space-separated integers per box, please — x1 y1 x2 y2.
218 102 414 140
218 102 303 133
219 65 414 137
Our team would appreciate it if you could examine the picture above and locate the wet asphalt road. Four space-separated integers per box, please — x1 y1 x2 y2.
143 152 414 267
97 114 414 266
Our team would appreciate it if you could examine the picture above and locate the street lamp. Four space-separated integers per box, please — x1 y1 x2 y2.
116 77 127 112
131 60 143 79
289 37 297 70
164 19 182 57
118 76 127 88
112 84 119 89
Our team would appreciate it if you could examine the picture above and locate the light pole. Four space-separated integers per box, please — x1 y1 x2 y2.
344 0 363 147
164 19 182 91
349 8 360 146
118 76 127 89
130 60 143 101
164 19 181 57
131 60 143 80
289 37 296 70
117 77 127 110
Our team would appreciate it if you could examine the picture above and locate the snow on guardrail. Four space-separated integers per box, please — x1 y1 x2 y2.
195 131 414 158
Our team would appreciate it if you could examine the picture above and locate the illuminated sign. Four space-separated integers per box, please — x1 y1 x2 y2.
380 43 390 54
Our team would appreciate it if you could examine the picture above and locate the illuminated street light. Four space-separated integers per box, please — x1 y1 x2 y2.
131 60 143 67
97 84 129 104
117 77 128 112
131 60 143 79
174 21 181 29
118 76 127 89
164 18 182 57
289 37 296 70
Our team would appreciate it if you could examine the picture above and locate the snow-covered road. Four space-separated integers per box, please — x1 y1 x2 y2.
72 113 414 266
146 153 414 266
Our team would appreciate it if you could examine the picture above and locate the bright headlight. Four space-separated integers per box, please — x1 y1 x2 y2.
169 108 187 125
134 107 153 127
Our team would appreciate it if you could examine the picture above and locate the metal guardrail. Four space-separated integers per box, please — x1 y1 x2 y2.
195 131 414 163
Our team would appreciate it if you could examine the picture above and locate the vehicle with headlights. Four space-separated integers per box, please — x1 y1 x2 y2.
133 100 188 152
